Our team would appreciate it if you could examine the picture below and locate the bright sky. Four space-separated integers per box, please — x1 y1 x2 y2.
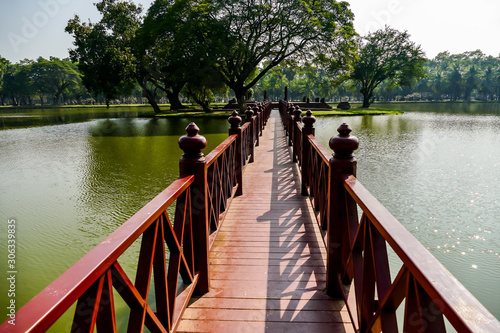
0 0 499 63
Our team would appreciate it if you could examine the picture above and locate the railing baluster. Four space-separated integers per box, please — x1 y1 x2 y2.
96 270 118 333
229 111 243 196
72 275 105 332
301 110 315 195
245 107 255 163
178 122 209 294
153 215 169 329
327 123 359 297
278 102 500 332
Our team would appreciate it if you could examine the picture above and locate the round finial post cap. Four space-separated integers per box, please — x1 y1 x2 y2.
293 107 302 121
302 110 316 128
178 122 207 158
245 106 254 120
228 110 242 128
329 123 359 159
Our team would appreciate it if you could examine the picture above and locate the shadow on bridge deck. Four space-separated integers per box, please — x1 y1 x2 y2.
177 111 354 332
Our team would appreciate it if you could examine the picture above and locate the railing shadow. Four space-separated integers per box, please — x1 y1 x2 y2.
256 114 349 331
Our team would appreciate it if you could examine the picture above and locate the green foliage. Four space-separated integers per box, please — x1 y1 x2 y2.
65 0 141 107
203 0 357 110
350 26 426 108
423 50 500 101
138 0 227 112
0 57 87 106
31 57 82 103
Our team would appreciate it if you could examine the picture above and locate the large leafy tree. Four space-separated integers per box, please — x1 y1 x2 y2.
464 66 478 101
205 0 356 111
447 67 463 101
30 57 82 104
137 0 227 112
351 26 426 108
0 57 10 105
65 0 141 108
1 60 36 106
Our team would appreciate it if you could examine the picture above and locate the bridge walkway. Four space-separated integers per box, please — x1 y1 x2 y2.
177 111 354 332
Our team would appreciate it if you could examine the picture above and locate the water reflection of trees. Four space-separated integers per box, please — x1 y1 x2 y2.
78 118 229 238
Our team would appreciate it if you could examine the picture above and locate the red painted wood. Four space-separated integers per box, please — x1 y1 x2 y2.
278 101 500 333
96 271 118 333
343 175 500 332
0 176 194 332
177 112 354 332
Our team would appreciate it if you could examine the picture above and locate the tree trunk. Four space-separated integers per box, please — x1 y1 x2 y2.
191 94 212 113
232 86 247 113
362 92 371 108
166 83 185 110
236 93 247 113
142 87 161 114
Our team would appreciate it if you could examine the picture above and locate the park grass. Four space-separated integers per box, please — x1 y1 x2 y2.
309 107 403 117
155 107 403 119
155 111 233 118
1 103 403 119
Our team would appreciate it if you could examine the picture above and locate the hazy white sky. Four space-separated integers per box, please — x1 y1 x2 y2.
1 0 499 63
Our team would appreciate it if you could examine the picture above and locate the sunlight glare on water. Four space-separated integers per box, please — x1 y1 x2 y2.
314 112 500 319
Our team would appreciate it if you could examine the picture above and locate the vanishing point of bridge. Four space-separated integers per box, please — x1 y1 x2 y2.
2 103 499 332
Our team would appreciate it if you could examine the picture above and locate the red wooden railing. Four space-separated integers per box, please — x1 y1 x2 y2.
279 100 500 333
0 102 271 332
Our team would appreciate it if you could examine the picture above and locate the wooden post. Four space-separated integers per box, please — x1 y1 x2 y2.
301 110 315 195
253 105 260 147
228 111 243 196
259 103 264 136
178 122 209 294
245 107 255 163
288 105 294 146
326 123 359 297
292 107 302 162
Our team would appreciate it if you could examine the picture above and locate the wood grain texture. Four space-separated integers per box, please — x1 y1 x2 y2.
177 111 354 333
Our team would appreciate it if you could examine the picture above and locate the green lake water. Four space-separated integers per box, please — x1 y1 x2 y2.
0 113 228 331
0 103 499 329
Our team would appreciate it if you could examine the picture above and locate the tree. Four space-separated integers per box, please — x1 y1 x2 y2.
480 67 494 100
205 0 356 111
464 66 478 101
1 60 37 106
66 0 141 108
0 57 10 105
31 57 82 104
351 26 426 108
137 0 228 112
447 67 463 101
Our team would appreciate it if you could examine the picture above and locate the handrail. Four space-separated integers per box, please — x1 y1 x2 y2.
343 175 500 332
308 134 330 164
278 100 500 332
205 134 237 166
1 101 272 332
3 176 194 332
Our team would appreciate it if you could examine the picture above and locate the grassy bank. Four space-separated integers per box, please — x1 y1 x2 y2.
155 111 233 119
310 108 403 116
1 103 403 119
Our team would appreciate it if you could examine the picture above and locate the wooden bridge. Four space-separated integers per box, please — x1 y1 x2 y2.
2 102 500 332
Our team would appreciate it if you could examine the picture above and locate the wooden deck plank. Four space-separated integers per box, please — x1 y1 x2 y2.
177 111 353 332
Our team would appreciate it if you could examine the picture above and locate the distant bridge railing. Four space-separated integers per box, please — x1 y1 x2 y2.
279 100 500 333
0 102 271 332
